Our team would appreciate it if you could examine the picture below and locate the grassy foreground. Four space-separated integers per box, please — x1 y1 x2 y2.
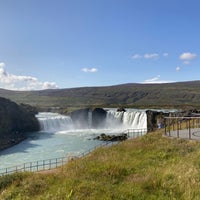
1 130 200 199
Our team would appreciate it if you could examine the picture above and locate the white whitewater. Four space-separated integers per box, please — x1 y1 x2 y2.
37 110 147 132
37 112 74 132
106 110 147 131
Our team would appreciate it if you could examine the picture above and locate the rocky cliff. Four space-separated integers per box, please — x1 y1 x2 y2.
0 97 40 150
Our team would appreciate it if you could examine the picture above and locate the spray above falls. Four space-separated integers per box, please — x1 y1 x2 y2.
36 108 147 132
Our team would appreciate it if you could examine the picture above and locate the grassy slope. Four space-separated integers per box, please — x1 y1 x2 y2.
0 81 200 108
1 129 200 199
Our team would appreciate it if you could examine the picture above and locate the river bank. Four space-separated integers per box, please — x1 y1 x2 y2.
1 129 200 199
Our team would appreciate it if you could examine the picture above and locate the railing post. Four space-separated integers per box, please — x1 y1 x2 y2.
177 119 179 138
37 161 39 172
30 162 32 172
193 118 194 128
169 118 171 136
189 119 191 139
43 160 45 170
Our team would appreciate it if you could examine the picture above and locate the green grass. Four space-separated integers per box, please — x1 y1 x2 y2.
1 129 200 199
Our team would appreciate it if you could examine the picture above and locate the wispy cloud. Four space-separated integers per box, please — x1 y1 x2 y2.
132 52 168 60
176 66 181 71
131 54 142 59
144 53 159 59
0 62 58 90
179 52 197 60
82 67 98 73
179 52 197 64
163 53 168 57
142 75 172 84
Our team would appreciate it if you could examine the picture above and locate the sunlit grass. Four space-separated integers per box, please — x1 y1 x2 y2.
1 129 200 199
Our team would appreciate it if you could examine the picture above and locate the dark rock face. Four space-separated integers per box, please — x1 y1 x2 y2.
94 133 128 141
70 108 108 128
70 108 90 128
20 103 38 115
92 108 107 128
146 110 169 131
117 107 126 112
0 97 40 150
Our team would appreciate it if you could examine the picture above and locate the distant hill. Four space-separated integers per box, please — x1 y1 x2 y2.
0 81 200 109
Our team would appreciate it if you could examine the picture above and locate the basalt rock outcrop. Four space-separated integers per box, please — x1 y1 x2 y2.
94 133 128 141
92 108 107 128
0 97 40 150
70 108 107 128
70 108 90 128
146 110 170 131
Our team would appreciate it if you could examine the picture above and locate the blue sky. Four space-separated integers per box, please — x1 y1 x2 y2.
0 0 199 90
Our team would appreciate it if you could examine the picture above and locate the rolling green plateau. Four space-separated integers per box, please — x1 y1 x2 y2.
0 81 200 110
1 129 200 199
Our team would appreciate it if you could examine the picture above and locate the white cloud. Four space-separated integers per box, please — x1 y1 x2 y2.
42 82 58 90
144 53 159 59
163 53 169 57
179 52 197 61
142 75 172 84
176 66 181 71
82 67 98 73
132 53 161 60
183 60 190 65
0 62 5 68
0 63 58 90
131 54 142 59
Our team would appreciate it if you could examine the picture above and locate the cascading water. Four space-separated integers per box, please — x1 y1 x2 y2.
37 109 147 132
123 111 147 129
106 110 147 131
88 110 93 128
37 112 74 132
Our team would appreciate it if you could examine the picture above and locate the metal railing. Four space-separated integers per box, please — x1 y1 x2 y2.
0 129 147 176
164 117 200 139
124 128 147 138
0 157 68 176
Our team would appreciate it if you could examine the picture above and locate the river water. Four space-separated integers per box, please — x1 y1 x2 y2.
0 109 148 170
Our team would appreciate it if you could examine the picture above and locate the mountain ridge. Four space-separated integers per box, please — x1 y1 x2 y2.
0 80 200 109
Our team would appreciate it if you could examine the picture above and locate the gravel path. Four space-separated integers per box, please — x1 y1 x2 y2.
165 128 200 140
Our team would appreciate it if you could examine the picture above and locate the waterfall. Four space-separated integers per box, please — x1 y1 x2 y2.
106 110 124 128
88 110 93 128
36 112 74 132
36 109 147 132
106 110 147 130
123 111 147 129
